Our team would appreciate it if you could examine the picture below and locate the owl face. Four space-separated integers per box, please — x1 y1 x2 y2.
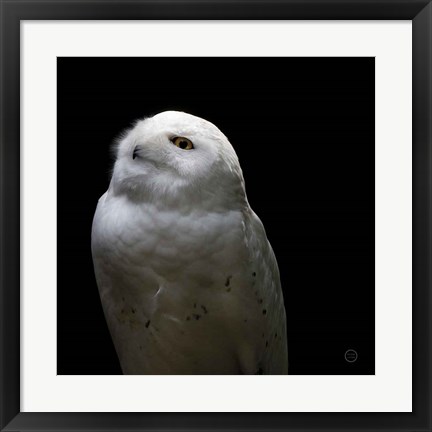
110 111 245 207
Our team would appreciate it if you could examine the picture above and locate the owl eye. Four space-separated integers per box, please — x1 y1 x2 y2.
171 136 194 150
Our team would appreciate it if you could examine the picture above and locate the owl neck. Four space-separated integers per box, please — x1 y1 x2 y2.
108 173 248 214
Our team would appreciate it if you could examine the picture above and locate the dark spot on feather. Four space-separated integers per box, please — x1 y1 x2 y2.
193 314 201 321
262 309 267 315
244 319 248 323
193 303 197 309
122 297 125 301
121 309 124 314
225 275 232 287
252 272 256 277
266 340 269 347
131 308 136 314
258 299 263 304
186 316 191 321
201 305 208 314
262 333 265 338
145 320 150 328
275 333 278 339
139 345 143 350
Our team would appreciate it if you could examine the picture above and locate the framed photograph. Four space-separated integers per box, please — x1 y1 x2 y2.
1 1 431 431
57 56 375 377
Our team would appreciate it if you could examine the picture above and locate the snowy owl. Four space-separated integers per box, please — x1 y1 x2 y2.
91 111 288 374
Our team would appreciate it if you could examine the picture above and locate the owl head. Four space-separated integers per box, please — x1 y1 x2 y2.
110 111 247 211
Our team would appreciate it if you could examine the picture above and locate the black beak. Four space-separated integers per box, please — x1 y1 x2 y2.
132 147 139 160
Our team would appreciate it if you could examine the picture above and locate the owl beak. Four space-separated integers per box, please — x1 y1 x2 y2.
132 147 140 160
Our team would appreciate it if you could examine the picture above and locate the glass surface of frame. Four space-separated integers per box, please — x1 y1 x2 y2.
0 1 430 431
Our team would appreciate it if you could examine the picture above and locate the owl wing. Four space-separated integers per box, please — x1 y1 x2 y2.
240 209 288 374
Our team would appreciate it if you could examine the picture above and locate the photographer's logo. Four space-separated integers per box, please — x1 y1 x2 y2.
345 349 358 363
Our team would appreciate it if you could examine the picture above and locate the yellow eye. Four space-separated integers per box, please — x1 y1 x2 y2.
171 136 194 150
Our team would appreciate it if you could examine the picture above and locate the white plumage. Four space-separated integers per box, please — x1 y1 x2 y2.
91 111 288 374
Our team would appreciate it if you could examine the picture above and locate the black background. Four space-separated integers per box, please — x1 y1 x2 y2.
57 57 375 375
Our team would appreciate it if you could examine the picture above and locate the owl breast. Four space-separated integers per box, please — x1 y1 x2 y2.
92 192 287 374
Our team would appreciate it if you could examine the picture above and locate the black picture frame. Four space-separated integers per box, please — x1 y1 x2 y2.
1 1 430 431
